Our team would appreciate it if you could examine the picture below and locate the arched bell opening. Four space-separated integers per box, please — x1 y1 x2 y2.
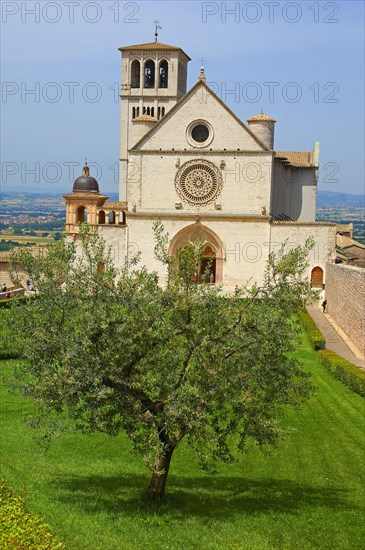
131 59 141 88
109 211 116 225
144 60 155 88
159 60 168 88
98 210 105 224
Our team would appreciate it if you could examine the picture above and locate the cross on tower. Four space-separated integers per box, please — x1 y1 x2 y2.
154 20 162 42
200 57 206 68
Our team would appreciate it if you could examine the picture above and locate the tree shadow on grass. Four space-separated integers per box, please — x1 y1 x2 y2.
49 473 354 519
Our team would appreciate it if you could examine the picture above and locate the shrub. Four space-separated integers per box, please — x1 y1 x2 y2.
0 309 22 359
298 310 326 350
0 480 64 549
318 350 365 398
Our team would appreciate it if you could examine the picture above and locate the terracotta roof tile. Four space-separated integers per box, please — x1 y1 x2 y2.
132 114 158 123
337 234 365 250
247 112 276 122
275 151 314 167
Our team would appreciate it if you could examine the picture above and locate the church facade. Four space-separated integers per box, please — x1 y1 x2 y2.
64 41 336 291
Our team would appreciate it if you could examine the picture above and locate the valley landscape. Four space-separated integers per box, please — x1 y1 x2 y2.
1 191 364 250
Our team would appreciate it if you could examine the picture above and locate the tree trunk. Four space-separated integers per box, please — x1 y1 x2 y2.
148 445 174 500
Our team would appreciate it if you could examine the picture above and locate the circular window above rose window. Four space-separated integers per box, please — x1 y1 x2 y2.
186 120 214 148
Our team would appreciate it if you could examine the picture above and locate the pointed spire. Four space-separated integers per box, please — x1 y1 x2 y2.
198 66 206 83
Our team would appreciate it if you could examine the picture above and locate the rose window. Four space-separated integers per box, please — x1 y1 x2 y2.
175 160 222 206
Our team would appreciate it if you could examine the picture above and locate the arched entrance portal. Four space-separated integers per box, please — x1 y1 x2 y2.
200 245 216 283
311 266 324 288
169 223 224 284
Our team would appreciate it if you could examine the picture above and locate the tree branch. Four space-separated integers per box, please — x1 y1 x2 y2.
173 346 195 391
102 376 164 416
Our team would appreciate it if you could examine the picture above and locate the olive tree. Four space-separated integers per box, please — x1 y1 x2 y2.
8 224 316 499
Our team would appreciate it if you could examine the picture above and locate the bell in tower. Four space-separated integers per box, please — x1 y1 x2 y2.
144 60 155 88
159 60 168 88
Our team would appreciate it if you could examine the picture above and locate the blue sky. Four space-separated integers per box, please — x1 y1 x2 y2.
1 0 364 195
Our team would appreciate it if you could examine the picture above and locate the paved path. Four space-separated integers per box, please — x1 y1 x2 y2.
307 304 364 369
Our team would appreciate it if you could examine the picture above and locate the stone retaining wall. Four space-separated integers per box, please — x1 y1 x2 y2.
325 263 365 355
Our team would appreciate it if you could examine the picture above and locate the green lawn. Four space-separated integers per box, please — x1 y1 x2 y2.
0 330 364 549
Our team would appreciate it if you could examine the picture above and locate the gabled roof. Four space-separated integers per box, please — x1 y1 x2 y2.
130 80 270 152
119 42 191 60
275 151 314 167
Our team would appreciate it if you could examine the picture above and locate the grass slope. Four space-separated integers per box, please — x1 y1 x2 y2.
0 331 364 549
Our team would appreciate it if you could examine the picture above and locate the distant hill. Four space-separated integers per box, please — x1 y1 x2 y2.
1 190 363 210
317 191 364 209
1 191 119 200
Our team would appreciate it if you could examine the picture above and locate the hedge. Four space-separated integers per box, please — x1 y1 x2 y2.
0 298 14 309
0 294 39 309
298 310 326 350
318 350 365 398
0 480 64 549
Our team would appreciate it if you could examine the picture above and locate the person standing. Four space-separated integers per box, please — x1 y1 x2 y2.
322 299 327 313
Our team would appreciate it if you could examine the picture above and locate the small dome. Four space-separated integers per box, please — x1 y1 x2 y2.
247 112 276 123
72 163 100 193
132 114 158 123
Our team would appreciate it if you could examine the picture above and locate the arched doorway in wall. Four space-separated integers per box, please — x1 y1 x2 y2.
200 245 216 282
169 223 224 284
311 266 324 287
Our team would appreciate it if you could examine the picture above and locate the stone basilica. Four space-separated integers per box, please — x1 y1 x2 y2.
64 40 336 291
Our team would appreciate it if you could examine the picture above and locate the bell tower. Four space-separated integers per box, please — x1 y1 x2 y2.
118 39 191 200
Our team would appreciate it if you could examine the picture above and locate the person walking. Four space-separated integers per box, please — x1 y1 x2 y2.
322 299 327 313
